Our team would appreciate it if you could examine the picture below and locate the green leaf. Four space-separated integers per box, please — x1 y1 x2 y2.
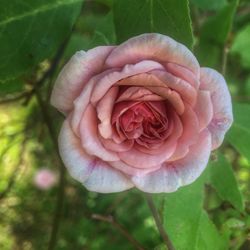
207 153 244 212
231 24 250 69
195 211 229 250
227 103 250 162
91 12 116 47
163 176 228 250
113 0 193 49
196 0 238 68
0 0 83 82
191 0 228 10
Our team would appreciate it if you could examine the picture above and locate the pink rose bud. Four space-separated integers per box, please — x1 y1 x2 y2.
50 33 233 193
34 169 57 190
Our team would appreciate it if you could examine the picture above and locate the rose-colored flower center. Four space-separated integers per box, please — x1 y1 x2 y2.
112 97 171 149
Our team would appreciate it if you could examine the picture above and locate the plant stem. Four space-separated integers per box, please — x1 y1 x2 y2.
145 193 175 250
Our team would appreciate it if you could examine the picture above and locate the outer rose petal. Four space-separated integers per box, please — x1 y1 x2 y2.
59 120 133 193
58 119 95 183
200 68 233 149
106 33 200 76
131 129 211 193
50 46 115 113
80 104 119 161
84 160 134 193
194 90 213 132
91 60 164 103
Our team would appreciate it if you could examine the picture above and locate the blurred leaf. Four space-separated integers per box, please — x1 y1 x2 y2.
196 0 238 68
191 0 228 10
163 176 228 250
231 24 250 69
196 211 229 250
207 153 244 212
91 12 116 47
0 78 25 96
113 0 194 49
0 0 83 82
227 103 250 162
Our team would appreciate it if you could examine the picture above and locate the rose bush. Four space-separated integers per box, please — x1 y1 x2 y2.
51 33 233 193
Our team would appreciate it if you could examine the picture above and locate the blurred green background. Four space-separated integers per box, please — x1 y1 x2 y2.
0 0 250 249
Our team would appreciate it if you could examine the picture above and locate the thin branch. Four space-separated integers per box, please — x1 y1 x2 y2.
145 193 175 250
92 214 145 250
221 45 229 76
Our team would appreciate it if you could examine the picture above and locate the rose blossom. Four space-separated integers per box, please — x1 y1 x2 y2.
34 169 57 190
50 33 233 193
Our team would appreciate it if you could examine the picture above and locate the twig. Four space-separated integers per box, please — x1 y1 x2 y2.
92 214 145 250
145 193 175 250
221 45 229 76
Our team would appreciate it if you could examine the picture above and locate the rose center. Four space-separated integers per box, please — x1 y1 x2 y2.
113 101 169 146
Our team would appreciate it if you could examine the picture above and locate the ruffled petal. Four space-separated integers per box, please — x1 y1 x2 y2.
165 62 199 89
97 86 119 139
71 69 116 135
58 119 95 183
110 160 162 176
200 68 233 149
150 70 197 106
170 129 212 186
91 60 164 104
117 73 185 114
84 160 134 193
194 90 213 132
79 104 119 161
51 46 115 113
131 129 211 193
106 33 200 76
118 111 183 168
168 104 199 161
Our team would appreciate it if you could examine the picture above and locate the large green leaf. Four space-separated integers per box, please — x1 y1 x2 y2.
207 153 244 212
113 0 193 49
227 103 250 162
196 0 238 68
0 0 83 82
191 0 228 10
164 176 228 250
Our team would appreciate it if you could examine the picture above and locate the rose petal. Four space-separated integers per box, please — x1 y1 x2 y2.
71 69 116 135
194 90 213 132
165 62 199 89
97 86 119 139
106 33 200 76
150 70 197 106
118 111 183 168
168 104 199 161
200 68 233 149
84 160 134 193
80 104 119 161
100 137 134 152
58 119 95 183
116 87 165 102
51 46 115 113
117 73 185 114
109 160 162 176
91 60 164 103
131 129 211 193
170 129 212 186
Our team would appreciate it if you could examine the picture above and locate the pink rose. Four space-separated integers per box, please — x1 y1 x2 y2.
51 33 233 193
34 169 57 190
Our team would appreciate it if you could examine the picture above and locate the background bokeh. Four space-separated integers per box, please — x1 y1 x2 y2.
0 0 250 249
